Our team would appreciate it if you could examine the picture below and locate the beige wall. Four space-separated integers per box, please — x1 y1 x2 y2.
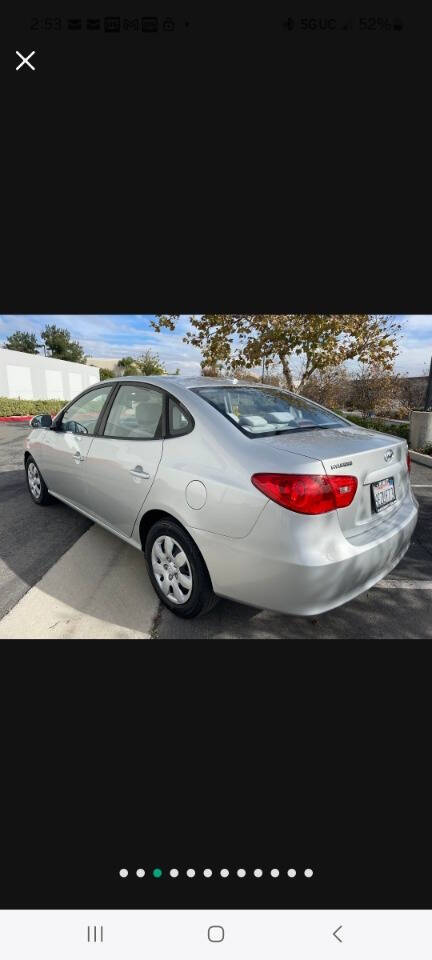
85 357 121 374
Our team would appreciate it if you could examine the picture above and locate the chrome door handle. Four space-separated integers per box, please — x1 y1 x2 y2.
73 452 85 463
130 467 150 479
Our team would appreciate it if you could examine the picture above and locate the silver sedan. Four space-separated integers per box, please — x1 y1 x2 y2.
25 376 418 618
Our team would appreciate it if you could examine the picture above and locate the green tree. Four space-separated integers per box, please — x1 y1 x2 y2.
151 315 401 391
201 360 225 378
118 350 168 376
118 356 140 375
41 324 86 363
4 331 39 354
136 349 166 376
99 368 114 381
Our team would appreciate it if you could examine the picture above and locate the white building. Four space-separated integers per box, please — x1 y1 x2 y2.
0 348 100 401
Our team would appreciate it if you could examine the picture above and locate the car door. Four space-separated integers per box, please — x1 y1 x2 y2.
37 384 115 507
78 382 164 537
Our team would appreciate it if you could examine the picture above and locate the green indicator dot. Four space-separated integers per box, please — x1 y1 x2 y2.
153 868 162 878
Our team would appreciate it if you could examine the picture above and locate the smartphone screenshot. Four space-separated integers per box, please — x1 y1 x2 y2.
0 5 430 959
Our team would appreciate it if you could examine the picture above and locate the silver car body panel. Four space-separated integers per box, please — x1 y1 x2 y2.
31 429 95 509
26 375 418 617
189 490 418 616
77 436 163 537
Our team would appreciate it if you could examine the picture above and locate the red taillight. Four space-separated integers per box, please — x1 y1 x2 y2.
406 451 411 473
251 473 358 515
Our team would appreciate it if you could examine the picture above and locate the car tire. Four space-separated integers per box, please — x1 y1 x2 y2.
145 518 218 619
26 455 52 506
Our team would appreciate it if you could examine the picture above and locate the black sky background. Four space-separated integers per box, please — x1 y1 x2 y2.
1 5 431 313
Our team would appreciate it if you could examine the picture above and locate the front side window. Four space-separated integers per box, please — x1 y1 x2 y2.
60 385 113 435
194 386 346 437
103 384 163 439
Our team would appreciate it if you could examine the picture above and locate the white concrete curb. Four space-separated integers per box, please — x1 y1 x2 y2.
409 449 432 468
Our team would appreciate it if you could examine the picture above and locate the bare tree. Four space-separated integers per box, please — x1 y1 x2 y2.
300 366 352 411
350 364 402 418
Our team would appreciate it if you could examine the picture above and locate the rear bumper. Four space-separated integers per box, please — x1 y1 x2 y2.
189 491 419 617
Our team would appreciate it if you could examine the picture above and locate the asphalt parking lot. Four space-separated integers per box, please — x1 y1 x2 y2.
0 424 91 620
0 423 431 639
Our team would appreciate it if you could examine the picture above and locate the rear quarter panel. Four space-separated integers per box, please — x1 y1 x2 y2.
138 397 326 539
142 424 267 538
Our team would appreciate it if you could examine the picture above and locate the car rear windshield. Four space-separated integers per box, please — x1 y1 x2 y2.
193 386 346 436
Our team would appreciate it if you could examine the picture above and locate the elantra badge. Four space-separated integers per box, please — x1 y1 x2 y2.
384 449 394 462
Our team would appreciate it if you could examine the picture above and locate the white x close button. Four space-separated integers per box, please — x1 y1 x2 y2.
208 926 224 942
16 51 36 71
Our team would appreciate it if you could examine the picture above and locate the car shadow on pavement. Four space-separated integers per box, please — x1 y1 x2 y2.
0 468 92 621
0 468 159 638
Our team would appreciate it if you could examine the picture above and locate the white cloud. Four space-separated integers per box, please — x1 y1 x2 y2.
395 347 431 377
399 315 432 334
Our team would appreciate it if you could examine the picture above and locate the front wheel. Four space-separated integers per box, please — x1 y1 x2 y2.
26 456 52 505
145 519 218 619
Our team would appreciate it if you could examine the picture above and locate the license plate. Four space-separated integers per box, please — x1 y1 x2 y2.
372 476 396 512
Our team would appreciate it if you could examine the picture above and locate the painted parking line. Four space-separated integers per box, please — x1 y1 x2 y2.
411 484 432 488
376 579 432 590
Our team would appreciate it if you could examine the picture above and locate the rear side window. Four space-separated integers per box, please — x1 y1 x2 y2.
103 384 163 439
193 386 346 437
168 398 194 437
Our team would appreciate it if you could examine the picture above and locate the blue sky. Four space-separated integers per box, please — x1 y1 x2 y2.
0 314 431 377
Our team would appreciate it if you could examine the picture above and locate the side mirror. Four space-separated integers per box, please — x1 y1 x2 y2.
30 414 53 429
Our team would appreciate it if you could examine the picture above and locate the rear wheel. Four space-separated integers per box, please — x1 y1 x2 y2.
26 456 52 505
145 518 217 618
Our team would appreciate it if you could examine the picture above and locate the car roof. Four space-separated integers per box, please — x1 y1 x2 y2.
104 375 273 389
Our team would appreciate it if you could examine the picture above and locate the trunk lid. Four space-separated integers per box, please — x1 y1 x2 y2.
258 425 410 538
